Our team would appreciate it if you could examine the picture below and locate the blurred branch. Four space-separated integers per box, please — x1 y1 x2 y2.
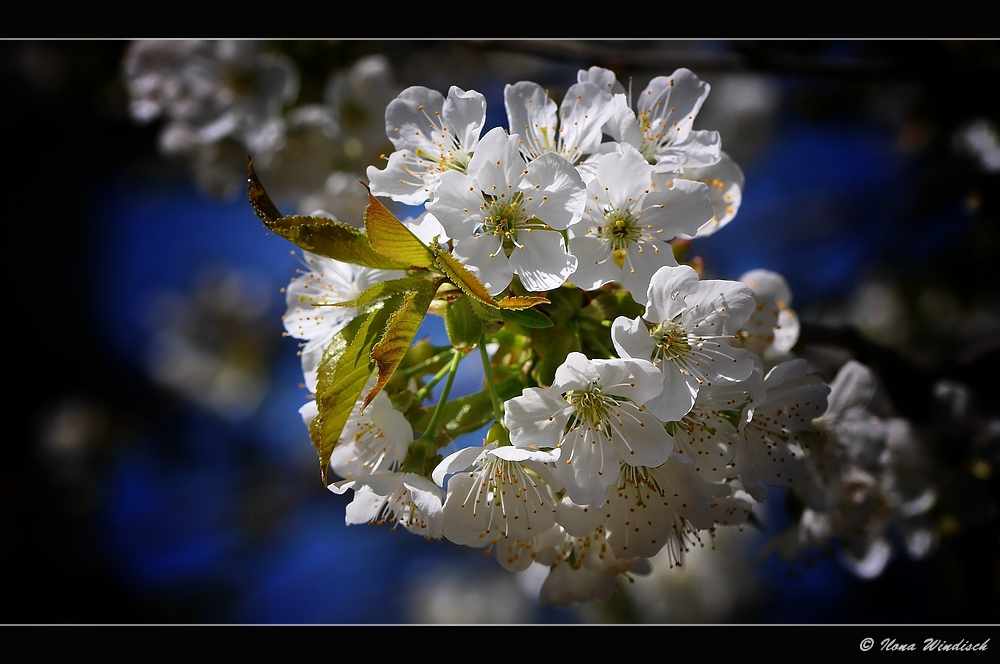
471 40 1000 80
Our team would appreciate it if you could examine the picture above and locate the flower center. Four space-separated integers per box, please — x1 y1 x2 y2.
649 320 692 362
566 383 614 434
413 146 471 175
618 463 664 506
482 192 530 257
599 207 642 268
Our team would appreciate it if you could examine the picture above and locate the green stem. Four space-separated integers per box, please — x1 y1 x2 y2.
415 360 453 401
418 349 462 444
479 332 505 425
580 325 616 359
400 349 454 378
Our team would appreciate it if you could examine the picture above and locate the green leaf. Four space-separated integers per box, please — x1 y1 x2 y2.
444 295 484 352
497 294 550 310
246 157 284 222
362 182 436 268
410 377 524 448
248 159 411 270
311 298 398 483
364 280 439 411
431 241 499 310
468 298 504 322
499 307 553 328
331 276 440 310
278 218 414 270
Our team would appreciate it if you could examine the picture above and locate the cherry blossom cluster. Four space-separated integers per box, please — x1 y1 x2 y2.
262 64 938 605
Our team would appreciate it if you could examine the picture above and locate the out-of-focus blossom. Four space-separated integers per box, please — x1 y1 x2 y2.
764 360 937 579
953 118 1000 173
124 40 299 154
143 266 277 421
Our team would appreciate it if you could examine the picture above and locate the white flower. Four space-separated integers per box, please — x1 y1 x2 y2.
365 85 486 205
578 66 721 174
330 471 445 540
737 359 829 501
568 143 714 303
667 383 747 484
282 251 404 391
766 361 937 580
427 127 585 295
298 386 412 482
433 444 559 570
603 454 722 560
504 79 615 172
736 269 800 356
505 352 671 506
532 525 651 607
579 66 744 230
667 152 745 238
612 265 756 422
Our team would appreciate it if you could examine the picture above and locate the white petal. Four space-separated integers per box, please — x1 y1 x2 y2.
508 230 577 292
443 86 487 153
452 233 512 296
567 235 619 291
610 405 673 467
611 315 656 362
432 445 486 487
577 66 626 96
467 126 523 194
505 386 572 449
520 152 586 230
426 170 486 240
638 178 715 239
553 351 600 392
555 81 615 160
504 81 558 160
645 264 701 325
645 359 699 422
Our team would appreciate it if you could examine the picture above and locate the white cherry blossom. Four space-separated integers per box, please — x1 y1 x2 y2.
434 444 559 568
737 359 829 501
282 250 404 391
568 143 714 303
298 386 412 482
668 153 745 238
366 85 486 205
604 455 722 560
330 471 444 540
578 66 721 174
532 525 651 606
612 265 756 423
427 127 585 295
736 269 800 356
505 352 671 506
504 79 615 177
579 66 745 230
